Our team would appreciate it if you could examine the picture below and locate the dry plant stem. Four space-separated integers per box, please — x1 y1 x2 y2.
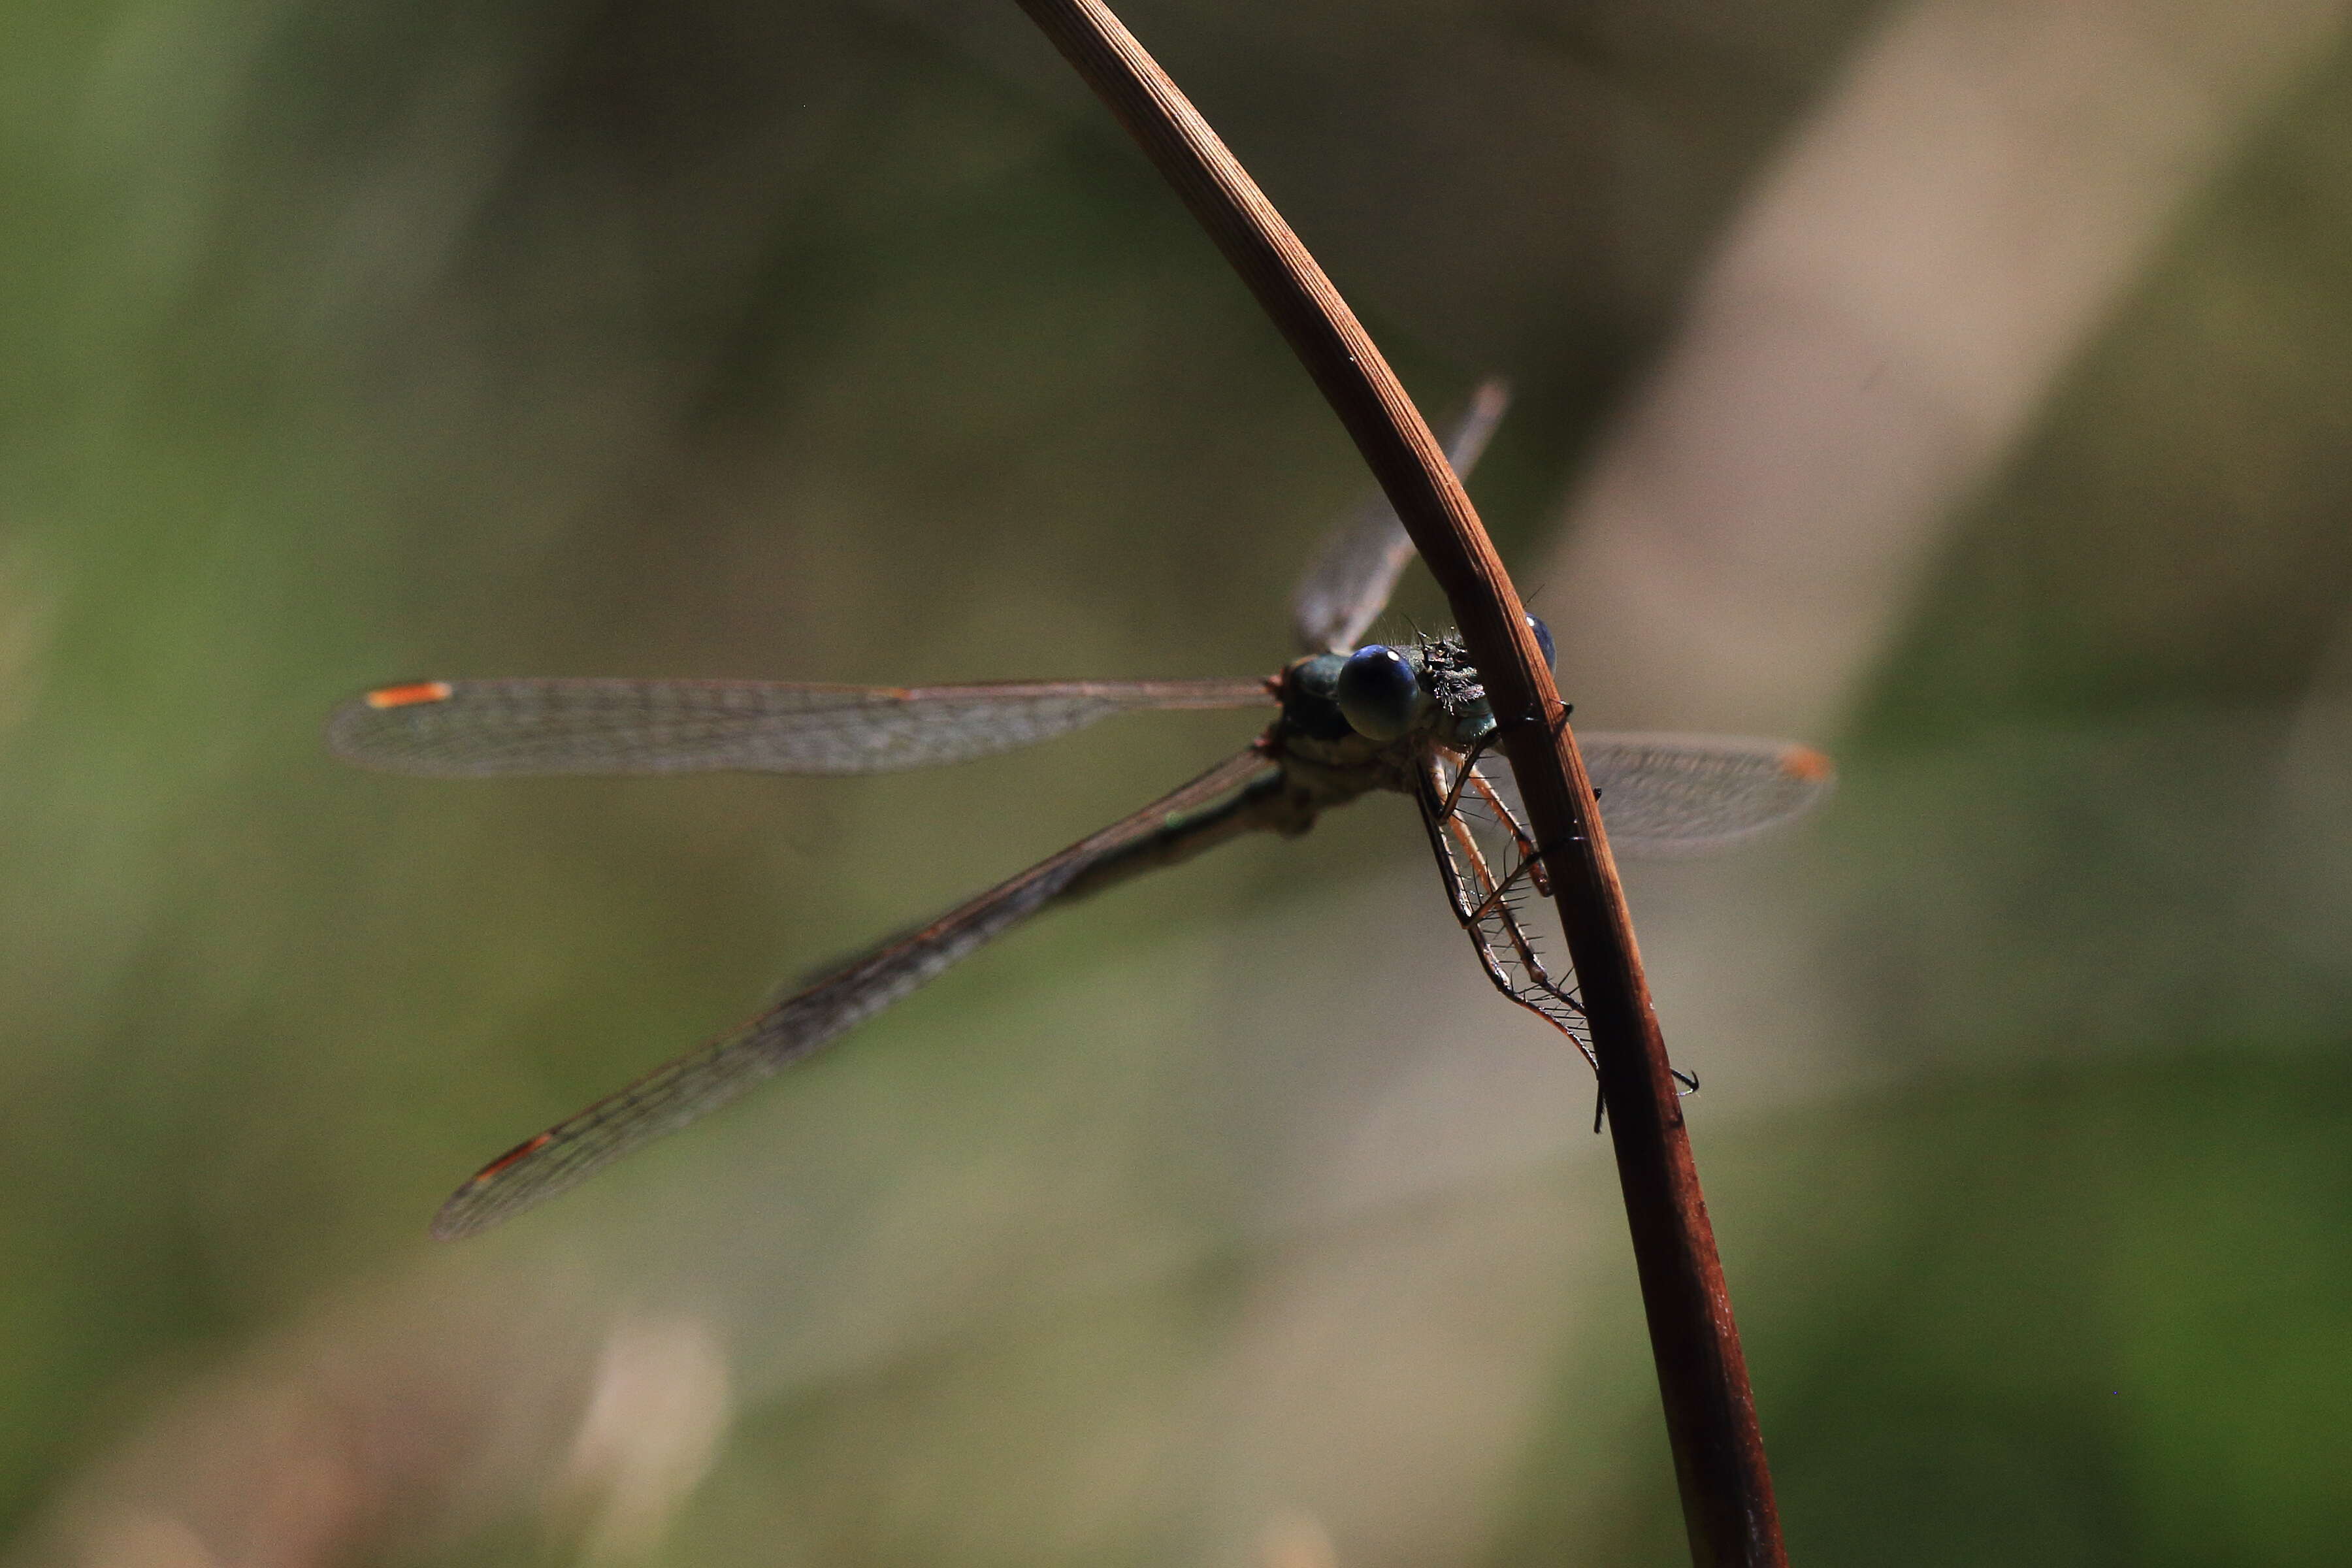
1008 2 1786 1563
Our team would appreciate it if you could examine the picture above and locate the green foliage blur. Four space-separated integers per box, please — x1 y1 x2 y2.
4 1 2350 1564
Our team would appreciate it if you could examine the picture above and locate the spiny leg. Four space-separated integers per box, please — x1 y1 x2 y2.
1425 755 1571 989
1443 812 1569 1005
1458 759 1699 1095
1435 750 1697 1104
1415 756 1595 1072
1458 760 1554 899
1419 754 1701 1120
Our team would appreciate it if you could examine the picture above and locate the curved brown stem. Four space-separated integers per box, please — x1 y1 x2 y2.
1008 3 1786 1562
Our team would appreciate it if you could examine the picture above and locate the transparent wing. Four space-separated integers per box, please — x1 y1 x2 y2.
1290 378 1512 654
327 676 1273 778
1483 734 1837 855
430 745 1278 1238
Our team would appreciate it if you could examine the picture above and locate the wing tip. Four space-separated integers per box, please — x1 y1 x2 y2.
1778 744 1836 785
426 1203 482 1242
428 1177 495 1238
325 683 450 771
427 1131 555 1240
364 680 455 710
428 1183 515 1241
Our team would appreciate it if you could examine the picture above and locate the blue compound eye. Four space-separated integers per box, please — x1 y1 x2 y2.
1526 613 1556 671
1335 644 1421 742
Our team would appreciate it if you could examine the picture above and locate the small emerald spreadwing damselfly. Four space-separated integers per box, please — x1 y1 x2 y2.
329 384 1833 1238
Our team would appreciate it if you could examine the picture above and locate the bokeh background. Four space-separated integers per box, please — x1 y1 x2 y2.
7 0 2352 1563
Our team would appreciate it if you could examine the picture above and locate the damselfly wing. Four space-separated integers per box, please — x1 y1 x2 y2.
329 383 1833 1237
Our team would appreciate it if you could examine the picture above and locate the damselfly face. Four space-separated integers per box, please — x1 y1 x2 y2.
1267 614 1556 796
330 382 1834 1237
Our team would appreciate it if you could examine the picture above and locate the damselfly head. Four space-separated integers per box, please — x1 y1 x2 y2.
1287 618 1546 751
1334 644 1422 742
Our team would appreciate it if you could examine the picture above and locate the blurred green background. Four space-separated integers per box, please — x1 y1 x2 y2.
5 1 2351 1564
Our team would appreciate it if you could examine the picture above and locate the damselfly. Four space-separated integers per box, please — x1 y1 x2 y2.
330 384 1831 1237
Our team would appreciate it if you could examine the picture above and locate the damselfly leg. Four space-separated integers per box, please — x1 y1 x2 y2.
1416 751 1699 1125
1416 751 1592 1070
